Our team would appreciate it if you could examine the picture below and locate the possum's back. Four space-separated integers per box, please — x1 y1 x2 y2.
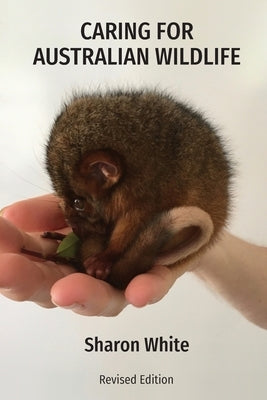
47 89 231 229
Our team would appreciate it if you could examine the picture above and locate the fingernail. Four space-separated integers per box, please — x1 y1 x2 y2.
148 297 159 305
0 208 6 217
0 287 13 292
61 303 80 309
51 299 83 310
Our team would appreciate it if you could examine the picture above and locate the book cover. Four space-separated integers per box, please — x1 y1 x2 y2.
0 1 267 399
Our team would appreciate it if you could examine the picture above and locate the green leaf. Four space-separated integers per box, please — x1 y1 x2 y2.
56 232 81 259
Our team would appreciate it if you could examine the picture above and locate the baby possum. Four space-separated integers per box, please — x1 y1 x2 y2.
45 89 232 289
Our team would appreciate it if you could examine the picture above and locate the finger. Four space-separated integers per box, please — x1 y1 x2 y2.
125 264 187 307
0 217 24 253
51 273 128 317
0 253 74 307
1 194 66 231
0 217 59 255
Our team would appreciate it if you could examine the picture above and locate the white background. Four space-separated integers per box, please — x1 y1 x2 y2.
0 1 267 399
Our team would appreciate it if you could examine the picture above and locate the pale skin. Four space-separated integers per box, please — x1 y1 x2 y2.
0 194 267 329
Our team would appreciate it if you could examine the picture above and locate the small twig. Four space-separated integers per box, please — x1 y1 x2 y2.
41 231 67 241
20 247 85 272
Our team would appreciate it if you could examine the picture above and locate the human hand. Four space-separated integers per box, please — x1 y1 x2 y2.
0 195 186 316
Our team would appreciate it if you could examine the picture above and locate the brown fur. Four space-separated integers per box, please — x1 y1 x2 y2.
46 89 232 289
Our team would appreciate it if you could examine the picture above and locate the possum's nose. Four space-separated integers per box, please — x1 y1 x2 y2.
66 216 87 239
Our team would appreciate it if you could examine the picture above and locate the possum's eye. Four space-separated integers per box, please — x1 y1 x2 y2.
73 198 86 212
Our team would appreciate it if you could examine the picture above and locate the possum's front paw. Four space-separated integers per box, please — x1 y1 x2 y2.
83 254 113 280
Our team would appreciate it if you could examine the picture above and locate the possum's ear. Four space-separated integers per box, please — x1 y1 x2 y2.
156 206 214 266
77 150 122 199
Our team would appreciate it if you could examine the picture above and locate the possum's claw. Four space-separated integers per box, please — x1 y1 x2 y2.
83 255 112 280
